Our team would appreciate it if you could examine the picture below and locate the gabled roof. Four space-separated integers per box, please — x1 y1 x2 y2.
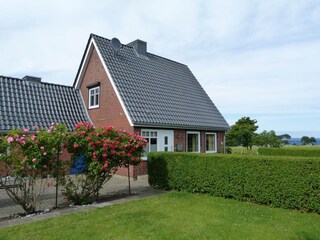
0 76 90 133
75 34 229 130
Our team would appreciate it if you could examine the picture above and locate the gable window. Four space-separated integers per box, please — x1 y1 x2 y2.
187 131 200 152
206 133 217 153
141 130 158 159
88 86 100 109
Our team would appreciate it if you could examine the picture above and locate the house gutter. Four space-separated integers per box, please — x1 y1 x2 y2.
133 122 230 131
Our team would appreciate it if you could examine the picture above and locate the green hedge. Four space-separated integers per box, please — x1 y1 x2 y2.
258 147 320 157
148 152 320 213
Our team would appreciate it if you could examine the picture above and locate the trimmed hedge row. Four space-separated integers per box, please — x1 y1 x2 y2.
148 152 320 213
258 147 320 157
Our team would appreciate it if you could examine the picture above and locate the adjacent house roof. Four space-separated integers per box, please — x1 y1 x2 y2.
0 76 90 133
74 34 229 130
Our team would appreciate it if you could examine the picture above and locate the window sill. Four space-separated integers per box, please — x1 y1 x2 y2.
88 105 99 110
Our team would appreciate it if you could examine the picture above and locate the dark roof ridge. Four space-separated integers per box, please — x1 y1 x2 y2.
90 33 188 68
0 75 74 89
0 75 21 81
146 52 188 67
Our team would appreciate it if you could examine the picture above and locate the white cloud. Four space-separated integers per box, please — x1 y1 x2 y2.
0 0 319 134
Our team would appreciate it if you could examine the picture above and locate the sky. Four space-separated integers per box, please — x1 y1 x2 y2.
1 0 319 138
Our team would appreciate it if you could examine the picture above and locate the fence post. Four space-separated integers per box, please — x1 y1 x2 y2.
55 145 60 209
127 165 131 195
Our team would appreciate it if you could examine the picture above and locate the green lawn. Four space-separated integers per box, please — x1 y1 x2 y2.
1 192 320 240
231 146 259 155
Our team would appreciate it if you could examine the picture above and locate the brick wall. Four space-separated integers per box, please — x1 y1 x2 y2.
174 129 186 152
217 131 225 153
0 161 7 177
79 48 133 132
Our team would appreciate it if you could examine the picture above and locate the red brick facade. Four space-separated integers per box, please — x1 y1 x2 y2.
79 48 133 132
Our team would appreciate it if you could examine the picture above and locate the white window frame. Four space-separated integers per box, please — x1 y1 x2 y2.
205 132 217 153
186 131 200 153
88 86 100 109
141 130 158 160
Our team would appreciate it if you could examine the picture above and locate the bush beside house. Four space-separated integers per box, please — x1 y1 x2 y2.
148 152 320 213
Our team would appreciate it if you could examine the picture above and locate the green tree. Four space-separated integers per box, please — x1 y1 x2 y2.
301 136 316 145
226 117 258 150
309 137 317 145
253 130 281 147
278 134 291 146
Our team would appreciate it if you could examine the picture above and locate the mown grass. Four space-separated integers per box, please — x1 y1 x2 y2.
1 191 320 240
231 146 259 155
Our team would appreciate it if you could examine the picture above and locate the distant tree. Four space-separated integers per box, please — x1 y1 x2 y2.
309 137 317 145
301 136 317 145
301 136 309 145
226 117 258 150
278 134 291 146
253 130 281 147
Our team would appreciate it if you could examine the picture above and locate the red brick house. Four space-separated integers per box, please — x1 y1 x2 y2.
73 34 229 174
1 34 229 177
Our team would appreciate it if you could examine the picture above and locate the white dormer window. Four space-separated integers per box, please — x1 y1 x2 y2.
89 86 100 109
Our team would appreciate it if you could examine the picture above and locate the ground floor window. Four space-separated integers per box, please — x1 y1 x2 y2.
141 130 158 158
187 131 200 152
206 133 217 153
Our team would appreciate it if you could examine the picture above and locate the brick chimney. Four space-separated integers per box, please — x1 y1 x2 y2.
23 76 41 83
127 39 147 56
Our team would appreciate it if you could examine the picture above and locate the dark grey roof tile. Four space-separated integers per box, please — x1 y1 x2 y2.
0 76 90 132
90 34 229 130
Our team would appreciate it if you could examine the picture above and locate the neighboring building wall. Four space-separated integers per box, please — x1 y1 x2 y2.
79 48 133 132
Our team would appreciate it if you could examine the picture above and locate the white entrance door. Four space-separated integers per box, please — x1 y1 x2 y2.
158 130 174 152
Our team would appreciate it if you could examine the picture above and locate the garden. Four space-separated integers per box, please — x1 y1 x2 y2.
0 122 147 216
1 119 319 239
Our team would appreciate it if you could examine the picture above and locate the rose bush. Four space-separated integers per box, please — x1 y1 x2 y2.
61 122 147 204
0 123 67 214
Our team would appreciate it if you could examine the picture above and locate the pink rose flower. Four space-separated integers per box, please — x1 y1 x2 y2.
31 135 36 141
32 158 37 163
40 146 45 150
7 136 14 143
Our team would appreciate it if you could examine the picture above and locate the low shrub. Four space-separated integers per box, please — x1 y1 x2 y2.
258 147 320 157
148 152 320 213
